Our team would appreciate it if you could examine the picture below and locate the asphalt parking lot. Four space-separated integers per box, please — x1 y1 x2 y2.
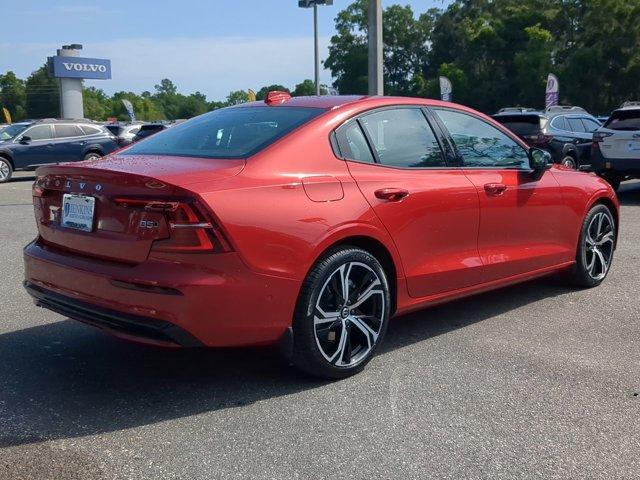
1 171 639 479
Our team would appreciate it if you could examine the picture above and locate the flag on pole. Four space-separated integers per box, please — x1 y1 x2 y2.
121 99 136 121
545 74 559 108
439 76 453 102
2 107 11 124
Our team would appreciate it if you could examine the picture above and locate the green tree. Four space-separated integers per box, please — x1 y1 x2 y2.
83 86 111 120
25 65 59 118
292 79 328 96
325 0 436 95
225 90 249 106
255 84 290 100
0 71 27 121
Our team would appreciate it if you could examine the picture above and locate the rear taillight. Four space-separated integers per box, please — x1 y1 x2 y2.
592 132 613 143
113 196 232 253
525 134 553 146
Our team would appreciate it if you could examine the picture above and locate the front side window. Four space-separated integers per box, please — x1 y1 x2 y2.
434 109 529 169
124 107 325 159
359 108 445 168
23 125 53 141
335 122 375 163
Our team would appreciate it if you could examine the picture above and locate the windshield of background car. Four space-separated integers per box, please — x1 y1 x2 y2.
604 110 640 131
123 107 325 159
492 115 541 136
0 124 28 141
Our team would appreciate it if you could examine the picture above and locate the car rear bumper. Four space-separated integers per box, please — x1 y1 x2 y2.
591 148 640 176
23 240 300 347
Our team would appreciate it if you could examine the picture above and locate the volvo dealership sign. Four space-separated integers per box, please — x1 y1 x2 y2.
51 56 111 80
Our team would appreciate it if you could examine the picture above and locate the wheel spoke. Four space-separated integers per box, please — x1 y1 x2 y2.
586 251 596 274
349 315 378 347
329 322 348 364
596 231 614 247
350 280 383 310
593 247 608 277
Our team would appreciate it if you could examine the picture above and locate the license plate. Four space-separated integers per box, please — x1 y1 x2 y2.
628 141 640 152
61 194 95 232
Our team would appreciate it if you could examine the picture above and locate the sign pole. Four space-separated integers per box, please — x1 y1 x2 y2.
368 0 383 95
314 3 320 96
57 45 84 119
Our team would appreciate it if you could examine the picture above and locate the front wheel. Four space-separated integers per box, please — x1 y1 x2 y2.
561 155 578 169
568 204 616 287
292 247 391 379
0 157 13 183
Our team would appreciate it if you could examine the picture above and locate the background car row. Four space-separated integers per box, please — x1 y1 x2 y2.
0 119 177 183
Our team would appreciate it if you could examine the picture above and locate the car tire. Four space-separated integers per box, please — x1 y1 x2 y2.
0 157 13 183
83 152 102 161
292 246 391 379
568 204 615 288
561 155 578 169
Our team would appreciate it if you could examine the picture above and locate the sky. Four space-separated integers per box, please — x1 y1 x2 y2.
0 0 450 102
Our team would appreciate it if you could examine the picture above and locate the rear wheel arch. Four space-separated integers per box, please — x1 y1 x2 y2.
590 197 619 243
305 235 399 315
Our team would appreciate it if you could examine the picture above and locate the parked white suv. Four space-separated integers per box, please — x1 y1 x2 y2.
592 101 640 191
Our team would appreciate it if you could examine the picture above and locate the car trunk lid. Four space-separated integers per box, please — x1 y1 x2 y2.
32 155 244 263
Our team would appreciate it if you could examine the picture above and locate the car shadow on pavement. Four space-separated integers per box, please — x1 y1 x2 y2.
617 181 640 206
0 277 575 448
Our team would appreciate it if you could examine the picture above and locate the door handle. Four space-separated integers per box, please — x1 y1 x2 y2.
484 183 507 196
374 188 409 201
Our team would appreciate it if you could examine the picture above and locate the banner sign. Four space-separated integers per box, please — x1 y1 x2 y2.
52 56 112 80
545 74 559 108
2 107 11 124
247 89 256 102
327 87 339 96
121 100 136 122
439 76 452 102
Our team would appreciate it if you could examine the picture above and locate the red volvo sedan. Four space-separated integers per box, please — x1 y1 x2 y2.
24 93 618 378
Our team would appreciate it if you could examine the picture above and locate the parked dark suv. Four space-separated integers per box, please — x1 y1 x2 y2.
0 119 118 183
492 106 602 169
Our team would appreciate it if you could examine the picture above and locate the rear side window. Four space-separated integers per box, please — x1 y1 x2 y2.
435 108 529 169
335 122 375 163
567 117 586 133
492 115 542 136
124 107 325 159
54 124 84 138
359 108 445 168
604 110 640 131
105 125 123 135
80 125 103 136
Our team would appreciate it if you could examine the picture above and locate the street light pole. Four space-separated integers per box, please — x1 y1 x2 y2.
314 2 320 96
368 0 383 96
299 0 332 96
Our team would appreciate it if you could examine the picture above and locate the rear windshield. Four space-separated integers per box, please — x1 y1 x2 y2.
492 115 542 136
123 107 325 159
604 110 640 131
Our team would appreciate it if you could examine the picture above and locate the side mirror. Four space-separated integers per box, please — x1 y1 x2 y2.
529 148 551 171
19 136 31 144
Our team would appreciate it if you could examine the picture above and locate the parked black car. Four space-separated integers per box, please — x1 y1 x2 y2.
0 119 118 183
492 106 602 169
132 123 168 142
